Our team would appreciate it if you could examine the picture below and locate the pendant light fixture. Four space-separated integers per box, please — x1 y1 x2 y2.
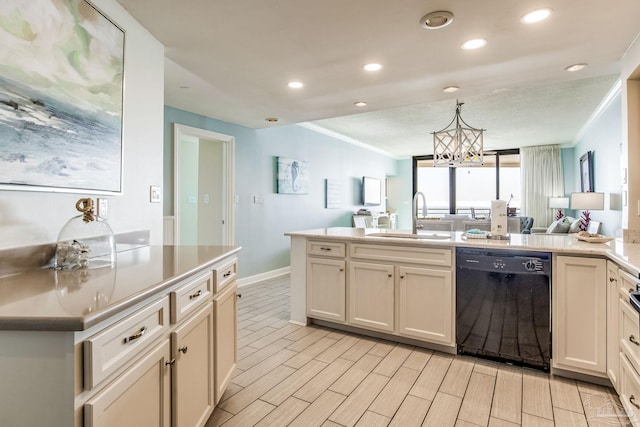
432 100 485 167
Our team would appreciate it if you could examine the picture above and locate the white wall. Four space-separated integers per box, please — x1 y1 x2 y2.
0 0 164 249
621 35 640 233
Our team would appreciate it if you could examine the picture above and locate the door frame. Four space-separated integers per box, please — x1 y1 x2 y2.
174 123 235 245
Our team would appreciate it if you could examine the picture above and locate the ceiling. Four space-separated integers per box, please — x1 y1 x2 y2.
115 0 640 158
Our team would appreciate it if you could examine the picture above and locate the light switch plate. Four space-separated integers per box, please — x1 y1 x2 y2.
97 198 108 219
150 186 161 203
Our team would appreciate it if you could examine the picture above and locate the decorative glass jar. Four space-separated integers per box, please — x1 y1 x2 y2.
54 198 116 270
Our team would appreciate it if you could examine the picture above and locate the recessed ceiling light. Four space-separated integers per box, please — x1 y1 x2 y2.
461 39 487 50
265 117 279 123
565 63 588 72
363 63 383 72
442 86 459 93
420 11 454 29
354 101 367 107
288 81 304 89
521 8 552 24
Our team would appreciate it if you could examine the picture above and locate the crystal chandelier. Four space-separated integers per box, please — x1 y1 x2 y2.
432 100 484 167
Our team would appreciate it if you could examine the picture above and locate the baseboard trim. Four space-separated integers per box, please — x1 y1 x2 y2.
237 266 290 288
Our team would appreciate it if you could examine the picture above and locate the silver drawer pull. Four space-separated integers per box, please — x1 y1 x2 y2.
189 290 203 299
320 247 332 251
178 346 188 354
223 271 232 278
630 335 640 346
631 395 640 409
123 326 147 343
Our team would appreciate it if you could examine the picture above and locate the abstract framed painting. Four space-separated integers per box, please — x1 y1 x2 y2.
0 0 125 194
277 157 308 194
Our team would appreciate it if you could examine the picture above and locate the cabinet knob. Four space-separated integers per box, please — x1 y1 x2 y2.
237 293 242 298
339 267 344 272
178 346 188 354
123 326 147 344
165 358 176 366
388 273 393 278
630 335 640 346
631 395 640 409
630 288 635 294
609 276 617 283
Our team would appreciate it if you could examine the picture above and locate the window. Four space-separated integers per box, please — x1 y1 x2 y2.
413 150 520 216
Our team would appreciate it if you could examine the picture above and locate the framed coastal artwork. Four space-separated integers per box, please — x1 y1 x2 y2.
579 151 594 192
277 157 308 194
0 0 125 194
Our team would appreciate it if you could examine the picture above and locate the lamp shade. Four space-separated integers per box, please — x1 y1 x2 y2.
548 197 569 209
570 192 604 210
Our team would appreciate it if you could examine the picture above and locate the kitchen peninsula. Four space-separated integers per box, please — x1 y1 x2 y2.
286 227 640 424
0 244 240 427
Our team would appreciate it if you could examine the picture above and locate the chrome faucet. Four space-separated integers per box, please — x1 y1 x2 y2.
412 191 427 233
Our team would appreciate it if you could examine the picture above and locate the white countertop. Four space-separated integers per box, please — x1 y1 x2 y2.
286 227 640 277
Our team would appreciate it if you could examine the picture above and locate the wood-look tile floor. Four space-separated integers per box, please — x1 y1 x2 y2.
205 277 632 427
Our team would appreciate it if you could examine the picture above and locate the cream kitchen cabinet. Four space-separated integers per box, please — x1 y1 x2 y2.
0 246 241 427
307 257 346 322
398 265 453 345
348 261 395 332
84 338 172 427
214 281 238 404
347 243 454 345
306 240 346 323
607 261 620 390
553 255 607 376
171 301 215 427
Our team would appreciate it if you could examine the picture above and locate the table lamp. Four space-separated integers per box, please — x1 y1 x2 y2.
548 197 569 220
570 192 604 231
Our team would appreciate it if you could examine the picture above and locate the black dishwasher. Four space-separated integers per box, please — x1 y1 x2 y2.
456 248 551 371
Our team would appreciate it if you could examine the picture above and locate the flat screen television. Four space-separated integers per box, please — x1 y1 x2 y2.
362 176 381 206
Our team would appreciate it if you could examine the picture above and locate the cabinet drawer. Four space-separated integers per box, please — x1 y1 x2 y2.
213 258 237 293
619 353 640 426
350 243 451 267
84 297 170 389
620 269 639 298
621 297 640 373
307 240 346 258
170 271 213 324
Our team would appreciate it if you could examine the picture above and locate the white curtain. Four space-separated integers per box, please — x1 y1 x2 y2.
520 145 564 228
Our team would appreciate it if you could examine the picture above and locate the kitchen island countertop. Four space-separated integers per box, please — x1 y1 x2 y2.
0 245 241 331
285 227 640 277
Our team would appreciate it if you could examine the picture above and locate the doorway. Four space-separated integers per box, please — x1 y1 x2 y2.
174 124 235 245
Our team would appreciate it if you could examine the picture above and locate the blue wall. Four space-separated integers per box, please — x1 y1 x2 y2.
571 92 623 236
164 106 400 278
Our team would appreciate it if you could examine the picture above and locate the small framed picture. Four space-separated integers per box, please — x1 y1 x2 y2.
587 220 601 234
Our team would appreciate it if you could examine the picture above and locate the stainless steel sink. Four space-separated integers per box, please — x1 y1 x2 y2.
367 232 452 240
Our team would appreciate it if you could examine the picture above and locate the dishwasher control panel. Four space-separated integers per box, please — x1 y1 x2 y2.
457 248 551 275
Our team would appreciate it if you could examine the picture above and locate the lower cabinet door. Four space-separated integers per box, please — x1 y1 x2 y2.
84 339 171 427
172 301 215 427
348 261 395 332
553 256 607 375
398 265 453 345
214 283 238 404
